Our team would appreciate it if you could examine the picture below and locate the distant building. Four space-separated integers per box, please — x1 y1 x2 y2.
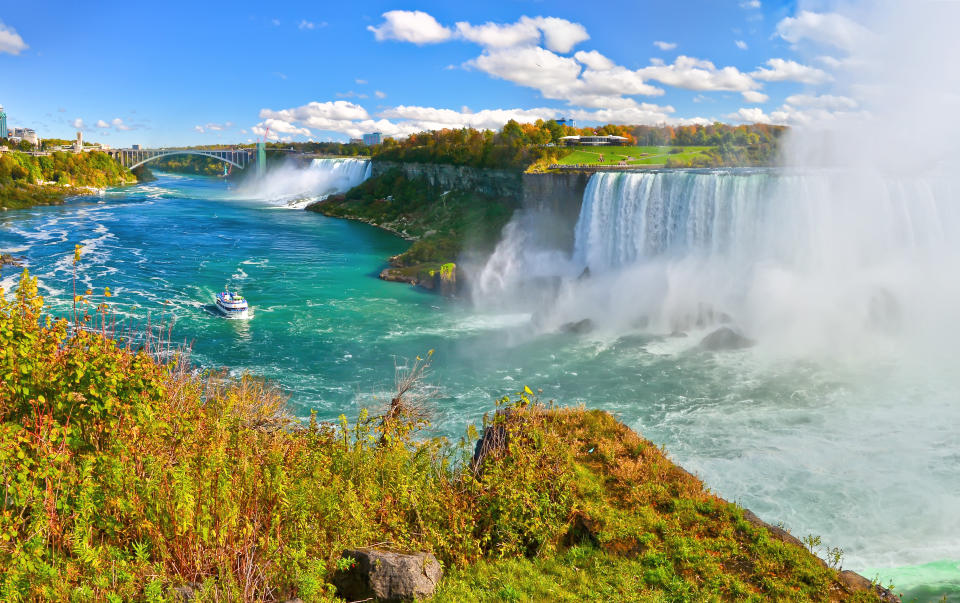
349 138 363 145
11 127 39 147
559 135 628 146
131 144 142 150
556 118 575 128
0 106 6 140
73 131 83 153
362 132 382 146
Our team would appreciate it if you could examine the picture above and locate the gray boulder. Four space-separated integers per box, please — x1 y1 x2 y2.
333 548 442 601
699 327 754 351
560 318 594 334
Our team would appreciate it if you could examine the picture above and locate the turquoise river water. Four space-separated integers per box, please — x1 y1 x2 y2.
1 172 957 600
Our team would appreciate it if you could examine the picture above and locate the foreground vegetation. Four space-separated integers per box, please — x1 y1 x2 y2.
0 150 135 209
0 262 895 601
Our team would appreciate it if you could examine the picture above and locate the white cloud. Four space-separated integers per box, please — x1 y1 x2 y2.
751 58 831 85
742 90 769 103
727 100 863 126
784 93 858 110
727 107 776 123
536 16 589 53
111 118 131 131
257 95 707 141
776 11 870 52
653 41 677 51
72 118 84 129
740 0 761 8
566 103 688 125
735 40 748 50
453 16 588 53
0 22 28 55
374 90 387 99
378 105 558 132
197 121 234 132
574 50 615 71
260 100 370 125
96 119 110 128
355 78 368 85
455 18 540 49
298 20 315 30
252 118 312 140
368 10 452 45
639 55 759 92
467 46 663 108
467 46 583 96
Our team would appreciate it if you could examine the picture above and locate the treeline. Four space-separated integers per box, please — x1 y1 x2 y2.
0 151 133 188
373 120 573 170
269 141 373 156
152 154 225 176
633 122 785 147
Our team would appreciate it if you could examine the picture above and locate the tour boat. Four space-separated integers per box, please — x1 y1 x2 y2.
215 291 249 319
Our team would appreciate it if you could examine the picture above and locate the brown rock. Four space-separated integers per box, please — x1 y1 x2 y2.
838 570 901 602
333 548 443 602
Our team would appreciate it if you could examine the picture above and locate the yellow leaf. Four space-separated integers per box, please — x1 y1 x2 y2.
524 385 534 396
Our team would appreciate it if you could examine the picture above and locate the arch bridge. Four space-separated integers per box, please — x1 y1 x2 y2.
109 147 256 170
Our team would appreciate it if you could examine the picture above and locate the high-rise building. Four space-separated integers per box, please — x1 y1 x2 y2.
362 132 382 146
0 106 7 139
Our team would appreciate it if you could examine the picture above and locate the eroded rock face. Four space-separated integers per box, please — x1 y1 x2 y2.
333 548 442 602
699 327 754 351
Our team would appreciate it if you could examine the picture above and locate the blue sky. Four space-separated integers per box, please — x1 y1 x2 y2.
0 0 868 146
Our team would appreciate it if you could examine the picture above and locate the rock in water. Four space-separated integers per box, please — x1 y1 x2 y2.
333 549 442 601
699 327 754 351
560 318 595 334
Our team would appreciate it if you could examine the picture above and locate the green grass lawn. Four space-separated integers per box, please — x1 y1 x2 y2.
555 145 714 166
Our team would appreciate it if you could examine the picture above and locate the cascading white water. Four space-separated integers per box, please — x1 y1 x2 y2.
239 158 371 208
478 167 960 357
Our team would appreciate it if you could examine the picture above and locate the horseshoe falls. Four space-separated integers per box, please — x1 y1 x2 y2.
474 167 960 598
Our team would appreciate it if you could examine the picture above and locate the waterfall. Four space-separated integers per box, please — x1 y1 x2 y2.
239 157 371 208
476 168 960 354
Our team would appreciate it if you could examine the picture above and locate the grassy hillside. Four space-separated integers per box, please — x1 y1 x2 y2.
0 266 895 601
555 145 715 167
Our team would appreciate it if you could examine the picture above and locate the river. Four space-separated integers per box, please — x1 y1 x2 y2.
1 169 957 600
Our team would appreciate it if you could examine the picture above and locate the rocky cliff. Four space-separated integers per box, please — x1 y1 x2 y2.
371 161 523 199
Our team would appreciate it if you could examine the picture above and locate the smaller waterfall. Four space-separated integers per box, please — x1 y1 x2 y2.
239 157 371 208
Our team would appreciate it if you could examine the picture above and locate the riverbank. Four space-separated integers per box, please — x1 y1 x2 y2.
0 150 136 210
305 166 518 293
0 274 898 601
0 180 112 210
